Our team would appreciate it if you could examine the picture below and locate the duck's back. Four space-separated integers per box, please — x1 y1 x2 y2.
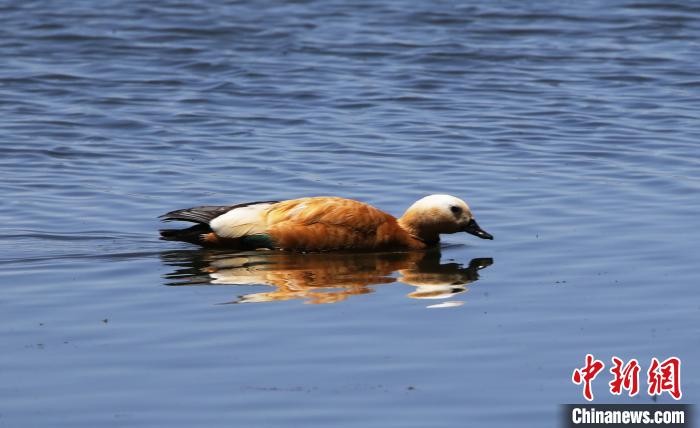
262 197 420 251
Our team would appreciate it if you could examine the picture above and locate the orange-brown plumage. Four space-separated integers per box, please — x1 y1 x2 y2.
159 195 492 251
263 197 422 251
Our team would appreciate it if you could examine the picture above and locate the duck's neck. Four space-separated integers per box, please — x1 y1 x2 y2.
398 213 440 246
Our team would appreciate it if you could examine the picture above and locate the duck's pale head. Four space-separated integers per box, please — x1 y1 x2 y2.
398 194 493 244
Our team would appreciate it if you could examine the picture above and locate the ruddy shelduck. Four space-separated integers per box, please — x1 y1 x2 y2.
159 195 493 251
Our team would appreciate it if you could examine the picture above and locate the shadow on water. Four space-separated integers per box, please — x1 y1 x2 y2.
160 249 493 306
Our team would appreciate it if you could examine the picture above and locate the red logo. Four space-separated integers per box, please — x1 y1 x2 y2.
572 355 682 401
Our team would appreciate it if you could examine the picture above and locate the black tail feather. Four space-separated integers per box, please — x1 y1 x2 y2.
159 224 211 245
159 205 236 224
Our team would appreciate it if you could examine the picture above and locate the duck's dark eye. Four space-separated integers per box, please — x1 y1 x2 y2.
450 205 462 215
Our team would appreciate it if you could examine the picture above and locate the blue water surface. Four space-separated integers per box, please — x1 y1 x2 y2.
1 0 699 427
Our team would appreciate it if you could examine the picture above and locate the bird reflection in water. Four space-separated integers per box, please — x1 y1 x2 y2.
161 249 493 307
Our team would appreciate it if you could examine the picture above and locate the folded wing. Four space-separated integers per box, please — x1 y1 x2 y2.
263 197 410 251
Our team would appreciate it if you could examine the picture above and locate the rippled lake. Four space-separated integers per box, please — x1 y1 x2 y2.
1 0 699 426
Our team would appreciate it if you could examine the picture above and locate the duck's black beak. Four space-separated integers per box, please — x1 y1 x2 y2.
463 219 493 240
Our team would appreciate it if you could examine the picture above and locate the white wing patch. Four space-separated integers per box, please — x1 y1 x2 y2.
210 203 273 238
